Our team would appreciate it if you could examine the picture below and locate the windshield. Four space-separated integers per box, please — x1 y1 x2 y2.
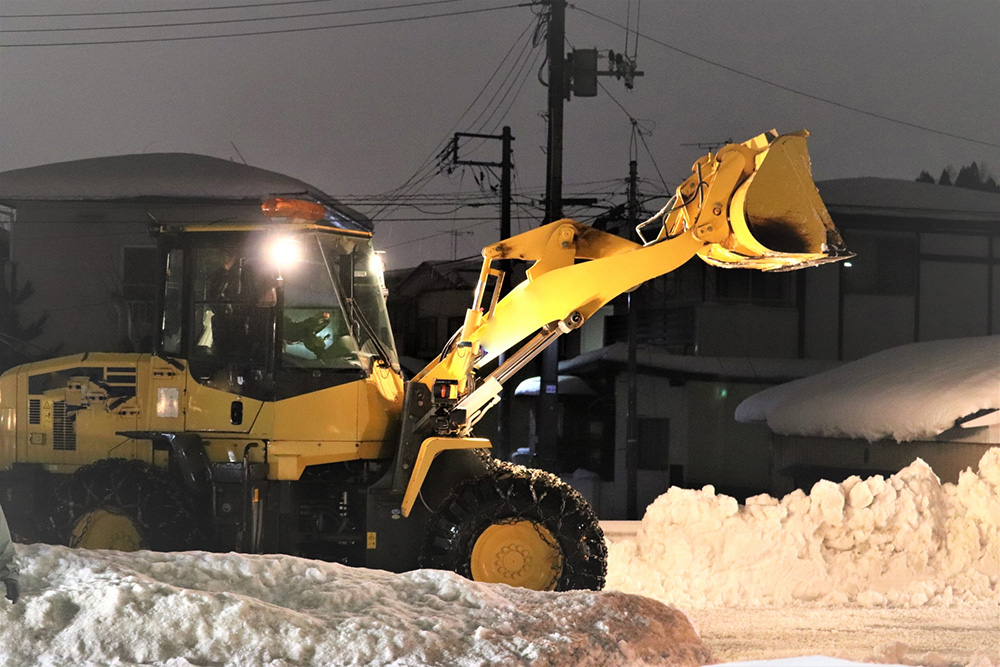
282 233 399 373
172 229 399 380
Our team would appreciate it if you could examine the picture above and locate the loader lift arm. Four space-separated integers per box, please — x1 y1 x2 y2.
391 130 851 513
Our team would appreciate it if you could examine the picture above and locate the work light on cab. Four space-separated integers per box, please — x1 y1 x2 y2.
267 236 302 270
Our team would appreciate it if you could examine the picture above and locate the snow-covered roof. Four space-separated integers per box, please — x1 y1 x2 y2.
559 342 839 383
735 335 1000 442
514 374 597 396
817 178 1000 224
0 152 371 230
0 153 329 202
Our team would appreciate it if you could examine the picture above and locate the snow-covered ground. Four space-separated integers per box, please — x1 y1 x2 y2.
1 448 996 666
0 543 709 667
607 448 1000 667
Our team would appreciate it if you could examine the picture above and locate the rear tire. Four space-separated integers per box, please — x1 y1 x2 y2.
54 458 201 552
420 461 606 591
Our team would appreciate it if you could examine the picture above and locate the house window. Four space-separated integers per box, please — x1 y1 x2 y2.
714 267 791 304
0 205 12 263
842 231 917 296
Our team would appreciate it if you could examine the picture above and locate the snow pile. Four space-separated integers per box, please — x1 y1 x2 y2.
606 449 1000 608
0 545 711 667
735 336 1000 441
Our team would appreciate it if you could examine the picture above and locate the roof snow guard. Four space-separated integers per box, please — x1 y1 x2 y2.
0 153 372 232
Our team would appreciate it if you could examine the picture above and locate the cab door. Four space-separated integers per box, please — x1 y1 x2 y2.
159 235 274 435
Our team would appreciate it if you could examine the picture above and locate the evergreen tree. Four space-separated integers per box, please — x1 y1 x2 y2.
954 162 983 190
0 262 58 372
918 162 1000 193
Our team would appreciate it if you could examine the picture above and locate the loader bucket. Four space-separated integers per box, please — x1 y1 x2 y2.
699 133 852 271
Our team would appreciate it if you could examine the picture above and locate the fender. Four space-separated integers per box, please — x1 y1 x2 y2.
400 436 490 517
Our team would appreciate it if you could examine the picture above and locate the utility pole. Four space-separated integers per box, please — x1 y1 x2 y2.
544 2 566 225
536 0 645 473
625 159 640 519
447 127 515 455
536 0 566 471
448 128 513 245
448 230 473 260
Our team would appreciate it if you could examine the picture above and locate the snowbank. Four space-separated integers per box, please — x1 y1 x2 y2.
735 336 1000 442
606 448 1000 608
2 452 999 665
0 545 710 667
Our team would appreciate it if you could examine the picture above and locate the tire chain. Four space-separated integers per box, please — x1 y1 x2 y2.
55 459 202 552
422 459 607 591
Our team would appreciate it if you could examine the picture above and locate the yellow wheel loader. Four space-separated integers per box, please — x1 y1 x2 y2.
0 131 849 591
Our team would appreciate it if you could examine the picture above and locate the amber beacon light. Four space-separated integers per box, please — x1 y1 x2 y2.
261 197 326 222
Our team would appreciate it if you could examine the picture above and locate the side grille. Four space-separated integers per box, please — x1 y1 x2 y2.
28 398 41 425
52 401 76 451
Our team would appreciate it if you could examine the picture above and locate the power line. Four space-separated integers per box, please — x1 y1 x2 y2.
0 0 456 19
464 32 538 139
0 0 471 33
378 217 497 250
366 12 541 221
573 5 1000 150
484 43 544 136
0 3 526 48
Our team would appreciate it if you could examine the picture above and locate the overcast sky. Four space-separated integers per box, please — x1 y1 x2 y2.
1 0 998 268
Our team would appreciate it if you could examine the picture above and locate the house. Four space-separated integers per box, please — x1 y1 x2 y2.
384 258 481 363
0 153 365 361
735 335 999 495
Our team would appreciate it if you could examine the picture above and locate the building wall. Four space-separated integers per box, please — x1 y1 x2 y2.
841 295 915 360
835 225 999 360
415 289 468 356
579 373 777 519
14 215 151 354
768 426 999 496
10 200 273 356
803 263 840 360
918 232 998 341
680 381 774 498
695 304 799 358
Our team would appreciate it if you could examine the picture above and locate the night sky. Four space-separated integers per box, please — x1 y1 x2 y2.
2 0 998 267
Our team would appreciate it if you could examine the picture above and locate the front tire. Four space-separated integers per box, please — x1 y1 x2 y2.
420 462 606 591
54 459 201 552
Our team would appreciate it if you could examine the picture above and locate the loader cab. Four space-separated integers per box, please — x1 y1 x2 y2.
155 222 400 402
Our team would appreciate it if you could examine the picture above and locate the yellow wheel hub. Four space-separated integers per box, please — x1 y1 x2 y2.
69 509 143 551
470 519 563 591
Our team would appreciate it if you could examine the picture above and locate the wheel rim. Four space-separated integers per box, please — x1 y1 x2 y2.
69 509 143 551
470 519 563 590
